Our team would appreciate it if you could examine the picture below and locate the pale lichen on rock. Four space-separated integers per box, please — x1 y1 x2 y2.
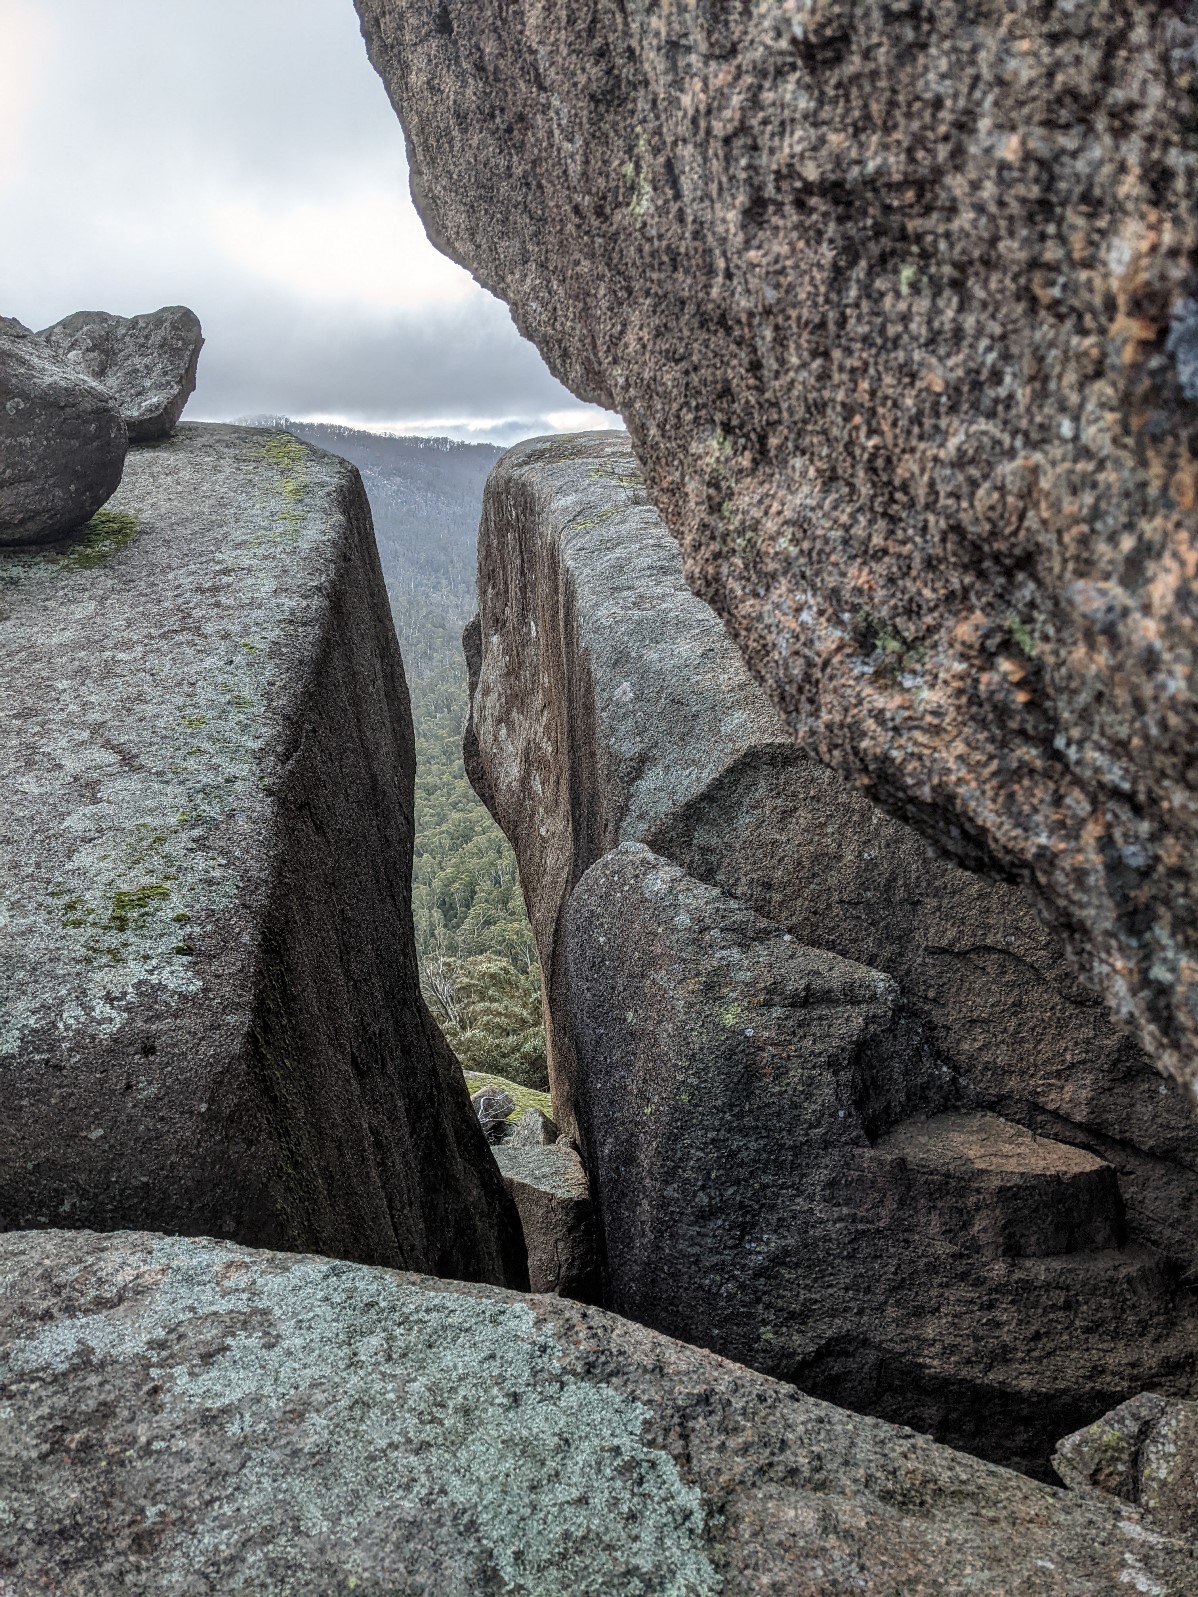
0 426 328 1060
1 1227 1194 1595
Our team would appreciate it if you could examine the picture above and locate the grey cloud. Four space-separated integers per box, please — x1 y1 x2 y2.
30 0 395 190
3 0 604 432
189 292 582 425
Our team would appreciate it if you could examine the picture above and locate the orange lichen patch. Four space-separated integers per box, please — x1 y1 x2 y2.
950 612 988 651
1111 313 1163 360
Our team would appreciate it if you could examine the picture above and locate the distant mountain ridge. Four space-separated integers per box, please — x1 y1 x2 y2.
276 419 503 676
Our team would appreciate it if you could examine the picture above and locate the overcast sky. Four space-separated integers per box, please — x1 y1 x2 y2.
0 0 616 443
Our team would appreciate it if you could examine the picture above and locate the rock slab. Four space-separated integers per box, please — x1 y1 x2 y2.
464 433 1198 1470
493 1133 600 1300
0 423 524 1286
39 307 203 443
0 319 126 545
1 1228 1194 1597
357 0 1198 1101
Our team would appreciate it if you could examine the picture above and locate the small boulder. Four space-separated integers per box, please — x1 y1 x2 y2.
1054 1394 1198 1539
0 320 127 546
39 306 203 443
471 1084 516 1141
508 1106 560 1146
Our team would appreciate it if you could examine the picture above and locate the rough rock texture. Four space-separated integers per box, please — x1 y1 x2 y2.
1055 1393 1198 1539
2 1229 1194 1597
493 1136 600 1300
570 844 1198 1474
0 319 126 545
358 0 1198 1102
39 307 203 443
464 433 1198 1469
0 423 524 1286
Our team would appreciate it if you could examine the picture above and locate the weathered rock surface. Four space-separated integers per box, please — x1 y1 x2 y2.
494 1134 600 1300
508 1106 560 1147
39 306 203 443
0 319 126 545
1 1229 1194 1597
358 0 1198 1101
0 423 524 1286
464 433 1198 1469
569 843 1198 1473
1055 1393 1198 1540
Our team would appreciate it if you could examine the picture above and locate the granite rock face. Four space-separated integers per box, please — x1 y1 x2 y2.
39 307 203 443
1055 1393 1198 1539
464 433 1198 1469
1 1229 1194 1597
0 424 524 1287
0 319 126 545
357 0 1198 1101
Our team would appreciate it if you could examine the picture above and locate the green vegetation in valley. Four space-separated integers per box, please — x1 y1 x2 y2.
409 664 547 1090
284 422 549 1092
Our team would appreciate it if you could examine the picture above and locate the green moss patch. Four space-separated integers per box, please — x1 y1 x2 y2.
58 510 141 572
257 433 309 473
464 1071 552 1121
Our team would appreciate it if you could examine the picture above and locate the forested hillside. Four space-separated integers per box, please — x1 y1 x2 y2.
284 421 547 1089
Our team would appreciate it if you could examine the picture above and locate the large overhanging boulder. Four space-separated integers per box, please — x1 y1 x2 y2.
1 1227 1194 1595
356 0 1198 1100
0 422 524 1286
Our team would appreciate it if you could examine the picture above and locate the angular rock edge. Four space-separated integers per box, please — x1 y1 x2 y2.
1 1228 1193 1597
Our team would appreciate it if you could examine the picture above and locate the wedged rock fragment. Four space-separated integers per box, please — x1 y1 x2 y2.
508 1106 560 1146
39 305 203 442
874 1113 1124 1258
0 318 126 545
464 432 1198 1469
1 1228 1194 1597
358 0 1198 1098
0 423 524 1286
493 1135 600 1300
1055 1393 1198 1539
567 843 1197 1473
